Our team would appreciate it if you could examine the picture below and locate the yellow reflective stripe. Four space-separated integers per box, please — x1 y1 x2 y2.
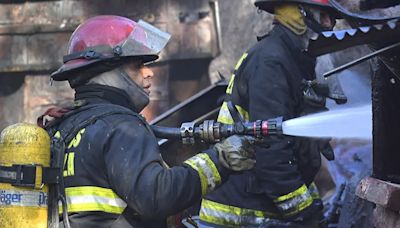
184 153 221 196
66 202 124 214
200 208 239 227
62 186 127 214
200 199 276 227
226 74 235 94
68 128 85 149
185 159 208 195
54 131 61 139
235 53 248 70
225 53 248 95
275 184 308 202
202 199 265 216
217 103 234 124
217 102 250 124
273 184 314 216
63 152 75 177
66 186 120 198
236 105 250 121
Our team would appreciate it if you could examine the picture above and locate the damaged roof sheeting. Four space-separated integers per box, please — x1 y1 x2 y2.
360 0 400 10
307 19 400 57
330 0 400 25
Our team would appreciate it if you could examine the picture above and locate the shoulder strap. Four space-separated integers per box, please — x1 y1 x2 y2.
48 103 149 228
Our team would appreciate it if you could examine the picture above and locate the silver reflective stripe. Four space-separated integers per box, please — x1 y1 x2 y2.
66 195 127 208
309 182 320 199
189 155 219 191
200 206 269 227
276 190 311 211
217 104 234 124
0 189 47 207
61 186 127 214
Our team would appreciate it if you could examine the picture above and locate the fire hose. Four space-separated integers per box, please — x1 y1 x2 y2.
151 116 335 161
151 117 283 144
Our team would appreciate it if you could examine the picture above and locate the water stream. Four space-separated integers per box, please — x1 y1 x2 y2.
282 105 372 140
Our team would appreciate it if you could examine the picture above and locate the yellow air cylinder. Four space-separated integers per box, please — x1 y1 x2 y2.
0 123 50 228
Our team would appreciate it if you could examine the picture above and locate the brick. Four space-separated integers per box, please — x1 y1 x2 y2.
356 176 400 211
373 206 400 228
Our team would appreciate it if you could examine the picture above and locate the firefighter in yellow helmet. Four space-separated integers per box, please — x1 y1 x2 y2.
41 15 257 227
198 0 344 227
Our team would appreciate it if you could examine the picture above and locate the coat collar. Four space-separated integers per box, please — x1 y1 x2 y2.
74 84 139 112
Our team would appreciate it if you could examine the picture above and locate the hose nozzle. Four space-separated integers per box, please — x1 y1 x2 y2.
151 116 284 145
265 116 283 136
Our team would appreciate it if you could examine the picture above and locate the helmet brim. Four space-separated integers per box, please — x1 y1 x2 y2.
255 0 343 19
51 55 158 82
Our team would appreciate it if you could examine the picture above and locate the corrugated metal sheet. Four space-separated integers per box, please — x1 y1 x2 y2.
308 19 400 56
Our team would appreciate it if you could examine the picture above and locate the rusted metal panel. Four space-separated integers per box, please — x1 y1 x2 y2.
165 0 218 59
0 32 69 72
0 75 25 130
0 0 219 73
23 76 74 124
26 33 69 66
0 35 27 70
0 3 25 25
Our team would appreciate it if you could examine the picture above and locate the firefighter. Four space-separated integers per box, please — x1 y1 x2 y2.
44 15 256 228
199 0 342 227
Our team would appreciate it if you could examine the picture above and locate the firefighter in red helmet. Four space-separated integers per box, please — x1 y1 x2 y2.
45 15 257 228
198 1 343 227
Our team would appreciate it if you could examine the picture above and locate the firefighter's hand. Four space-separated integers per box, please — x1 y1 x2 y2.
214 135 256 171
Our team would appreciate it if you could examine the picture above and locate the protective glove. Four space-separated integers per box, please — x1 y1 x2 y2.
214 135 256 171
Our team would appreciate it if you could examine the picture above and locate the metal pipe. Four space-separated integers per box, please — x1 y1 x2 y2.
210 0 223 56
323 42 400 78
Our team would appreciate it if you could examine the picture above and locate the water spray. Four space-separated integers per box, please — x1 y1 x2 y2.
282 105 372 140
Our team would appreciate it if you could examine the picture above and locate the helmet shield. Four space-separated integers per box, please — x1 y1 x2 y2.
118 20 171 59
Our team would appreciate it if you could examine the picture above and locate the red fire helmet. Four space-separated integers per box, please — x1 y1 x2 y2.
51 15 170 81
255 0 342 19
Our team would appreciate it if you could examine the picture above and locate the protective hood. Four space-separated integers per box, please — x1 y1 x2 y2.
86 68 150 113
275 4 308 35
